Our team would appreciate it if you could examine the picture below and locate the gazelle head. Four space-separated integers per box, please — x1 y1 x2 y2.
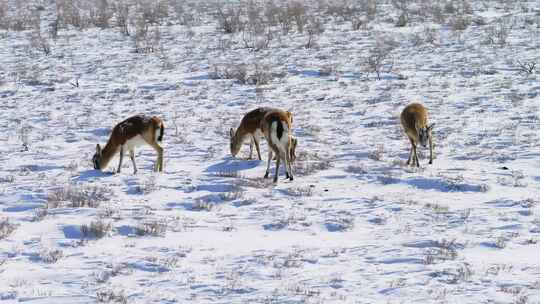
419 123 434 148
92 144 103 170
229 128 241 157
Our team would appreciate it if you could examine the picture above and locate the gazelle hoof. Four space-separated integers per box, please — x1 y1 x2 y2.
264 172 269 178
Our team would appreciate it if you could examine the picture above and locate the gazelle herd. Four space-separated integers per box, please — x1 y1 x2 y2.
93 103 433 183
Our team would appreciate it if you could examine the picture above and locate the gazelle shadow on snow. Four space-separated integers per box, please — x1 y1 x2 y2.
205 157 260 173
72 169 114 182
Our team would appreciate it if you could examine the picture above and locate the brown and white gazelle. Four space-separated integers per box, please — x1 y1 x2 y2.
400 103 434 167
260 109 296 182
229 107 293 160
92 115 164 174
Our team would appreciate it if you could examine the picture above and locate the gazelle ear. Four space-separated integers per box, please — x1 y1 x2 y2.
96 144 102 155
286 111 293 124
229 128 235 138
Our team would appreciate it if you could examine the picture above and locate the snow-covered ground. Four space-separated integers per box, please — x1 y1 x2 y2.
1 0 540 303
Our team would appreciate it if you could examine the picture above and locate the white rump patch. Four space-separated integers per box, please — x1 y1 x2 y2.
270 121 289 155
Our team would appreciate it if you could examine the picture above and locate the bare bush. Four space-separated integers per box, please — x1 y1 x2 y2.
191 199 215 211
241 23 273 51
285 186 313 197
423 239 460 264
305 16 324 48
81 219 112 239
391 0 411 27
250 63 272 85
133 17 162 54
32 207 48 222
89 0 113 29
219 189 245 201
368 144 385 161
209 63 248 84
171 0 197 26
112 1 130 35
449 15 471 31
213 170 240 178
29 31 51 56
47 184 112 208
325 212 355 232
216 4 243 34
294 151 333 176
446 263 474 284
39 248 64 263
514 60 536 75
0 2 5 28
96 288 127 304
139 0 169 25
484 18 511 46
0 218 17 239
288 1 307 33
364 39 395 80
56 0 88 30
2 2 33 31
135 176 158 194
135 219 167 236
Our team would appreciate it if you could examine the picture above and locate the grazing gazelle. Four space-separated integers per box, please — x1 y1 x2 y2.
92 115 164 174
260 109 295 182
400 103 434 167
229 107 293 160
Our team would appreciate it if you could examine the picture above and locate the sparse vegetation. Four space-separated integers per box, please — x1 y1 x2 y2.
96 288 127 304
1 0 538 301
135 219 167 237
81 219 112 239
0 218 17 240
47 184 112 208
39 248 64 263
363 38 396 80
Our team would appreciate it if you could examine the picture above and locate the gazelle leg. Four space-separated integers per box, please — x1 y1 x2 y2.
117 146 124 173
283 151 289 179
406 138 414 165
274 154 280 183
413 144 420 167
429 136 434 165
284 150 293 181
129 149 137 174
150 143 164 172
254 136 262 160
264 150 273 178
248 137 254 160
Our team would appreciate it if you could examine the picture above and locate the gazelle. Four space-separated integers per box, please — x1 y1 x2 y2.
92 115 164 174
400 103 434 167
229 107 293 160
261 109 295 182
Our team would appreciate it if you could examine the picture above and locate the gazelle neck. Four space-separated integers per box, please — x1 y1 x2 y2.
233 128 249 150
99 140 120 170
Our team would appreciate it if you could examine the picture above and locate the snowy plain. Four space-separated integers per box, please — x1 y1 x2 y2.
1 0 540 303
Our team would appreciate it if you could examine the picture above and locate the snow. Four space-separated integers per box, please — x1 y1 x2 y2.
1 0 540 303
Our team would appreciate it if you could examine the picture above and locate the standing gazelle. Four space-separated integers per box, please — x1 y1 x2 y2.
92 115 164 174
261 109 296 182
229 107 293 160
400 103 434 167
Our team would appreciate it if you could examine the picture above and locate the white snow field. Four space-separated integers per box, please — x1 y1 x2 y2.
1 0 540 303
